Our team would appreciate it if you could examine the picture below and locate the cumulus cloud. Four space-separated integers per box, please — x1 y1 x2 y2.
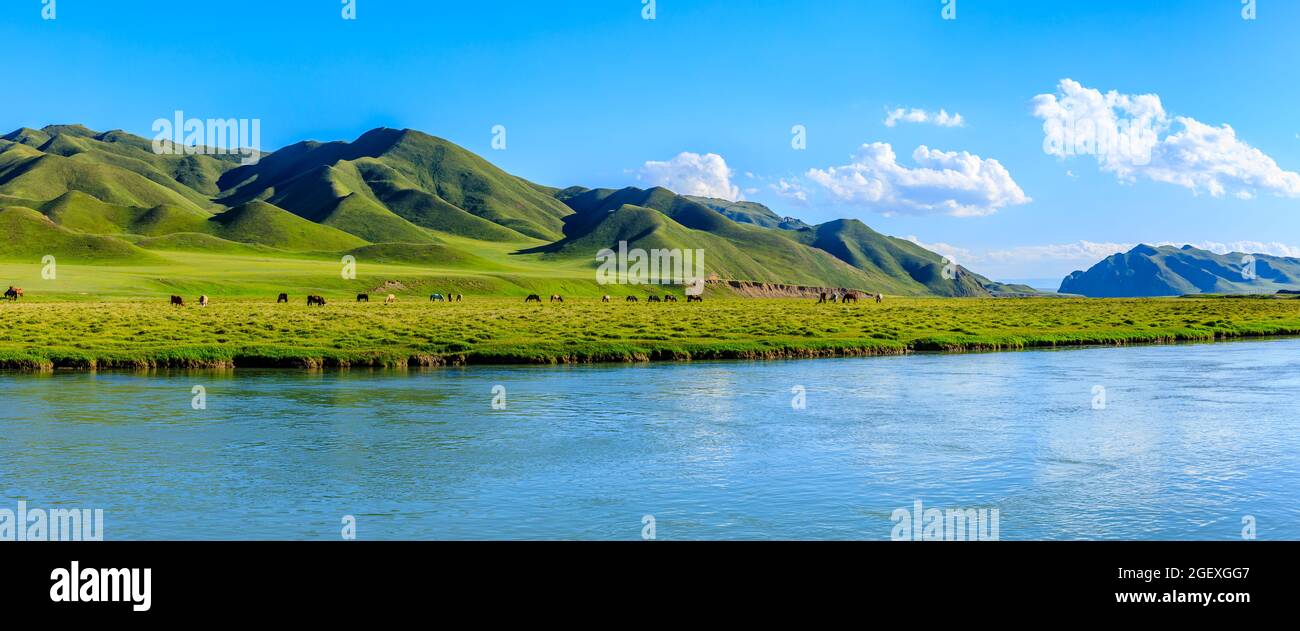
804 142 1030 217
884 108 965 128
1033 78 1300 198
636 152 742 201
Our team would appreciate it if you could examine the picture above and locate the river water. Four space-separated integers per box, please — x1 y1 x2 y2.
3 338 1297 540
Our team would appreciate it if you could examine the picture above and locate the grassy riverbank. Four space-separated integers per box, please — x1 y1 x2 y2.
2 296 1300 370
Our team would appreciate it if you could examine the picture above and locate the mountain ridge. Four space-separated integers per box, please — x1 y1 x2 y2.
1 123 1029 296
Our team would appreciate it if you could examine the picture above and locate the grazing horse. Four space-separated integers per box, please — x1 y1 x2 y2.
550 295 563 303
664 295 678 303
277 293 289 303
357 293 369 302
430 293 445 302
842 292 859 303
875 293 883 304
647 295 661 303
602 295 611 303
170 295 185 307
525 294 542 303
4 286 22 301
307 295 326 306
686 295 703 303
199 295 209 308
817 292 828 304
626 295 638 303
454 294 463 302
385 294 397 304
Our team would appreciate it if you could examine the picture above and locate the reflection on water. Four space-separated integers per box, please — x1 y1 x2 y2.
2 338 1298 540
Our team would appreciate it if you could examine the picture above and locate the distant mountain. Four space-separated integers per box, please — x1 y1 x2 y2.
0 123 1031 296
1060 244 1300 296
684 196 811 231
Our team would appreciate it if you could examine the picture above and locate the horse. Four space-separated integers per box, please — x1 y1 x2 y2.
664 295 678 303
816 292 827 304
454 294 463 302
686 295 703 303
385 294 397 304
170 295 185 307
602 295 611 303
842 292 859 304
875 293 883 304
277 293 289 303
4 286 22 301
307 295 326 306
647 295 661 303
550 295 563 303
525 294 542 303
430 293 445 302
626 296 638 303
357 293 369 302
199 295 209 308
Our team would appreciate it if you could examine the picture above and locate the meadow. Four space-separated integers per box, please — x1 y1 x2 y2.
3 295 1300 370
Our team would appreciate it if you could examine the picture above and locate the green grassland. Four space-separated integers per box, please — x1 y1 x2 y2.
3 294 1299 370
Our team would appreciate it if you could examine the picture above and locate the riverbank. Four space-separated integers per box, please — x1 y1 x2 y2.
2 297 1299 370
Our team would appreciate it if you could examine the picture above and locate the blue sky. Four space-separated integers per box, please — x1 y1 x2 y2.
3 0 1298 282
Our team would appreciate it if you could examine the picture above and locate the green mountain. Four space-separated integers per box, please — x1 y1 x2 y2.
1 123 1026 297
1060 244 1300 297
549 186 1011 296
216 128 570 241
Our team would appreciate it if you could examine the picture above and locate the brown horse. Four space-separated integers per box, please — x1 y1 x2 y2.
686 295 703 303
170 295 185 307
626 295 638 303
525 294 542 303
647 295 661 303
842 292 859 303
664 295 678 303
816 292 828 304
357 293 369 302
4 286 22 301
307 295 326 306
277 293 289 303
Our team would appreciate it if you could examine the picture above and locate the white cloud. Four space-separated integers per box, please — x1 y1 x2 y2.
636 152 742 201
1033 78 1300 198
770 178 810 203
804 142 1030 217
884 108 965 128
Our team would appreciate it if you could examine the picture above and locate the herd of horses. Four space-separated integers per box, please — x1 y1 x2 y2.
6 285 882 306
817 291 883 304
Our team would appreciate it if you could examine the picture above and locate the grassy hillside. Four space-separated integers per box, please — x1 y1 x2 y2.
209 201 369 251
217 128 572 241
0 206 161 263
